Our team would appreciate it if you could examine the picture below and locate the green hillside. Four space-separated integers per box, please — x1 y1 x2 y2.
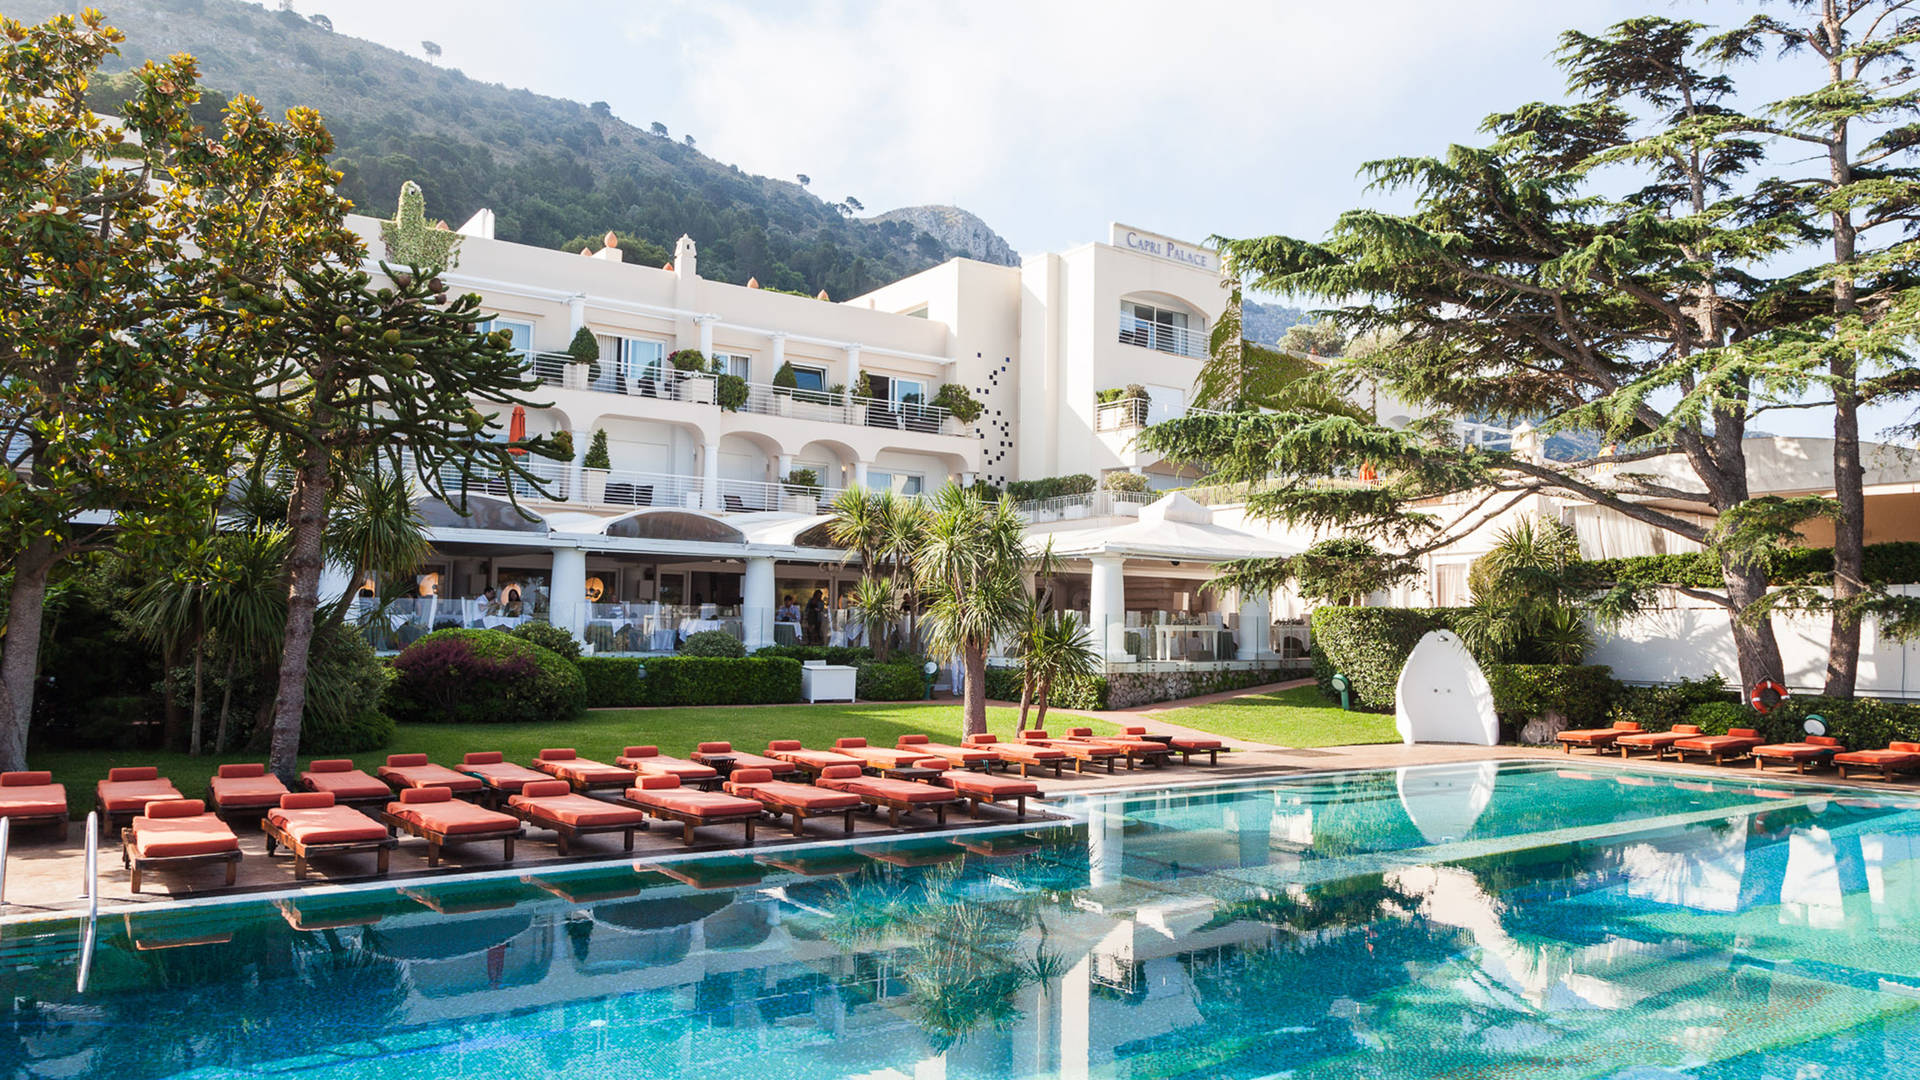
16 0 983 297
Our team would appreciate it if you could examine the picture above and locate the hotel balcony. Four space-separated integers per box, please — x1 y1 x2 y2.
1117 314 1206 359
420 455 847 515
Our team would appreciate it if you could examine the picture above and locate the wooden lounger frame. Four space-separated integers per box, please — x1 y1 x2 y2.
1836 757 1920 781
380 811 522 867
947 788 1040 820
849 791 959 828
744 794 857 837
617 797 761 846
120 829 240 894
260 817 396 879
503 802 646 855
1173 745 1222 766
1 811 68 838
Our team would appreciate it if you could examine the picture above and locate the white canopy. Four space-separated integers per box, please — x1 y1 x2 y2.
1026 493 1302 564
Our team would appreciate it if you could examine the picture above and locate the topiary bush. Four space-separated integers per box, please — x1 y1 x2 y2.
668 348 709 372
1005 474 1098 502
716 372 748 411
680 629 746 657
512 620 581 661
1308 607 1454 711
582 428 611 470
387 628 585 724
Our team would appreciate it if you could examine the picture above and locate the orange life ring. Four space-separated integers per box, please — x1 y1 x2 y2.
1750 679 1788 713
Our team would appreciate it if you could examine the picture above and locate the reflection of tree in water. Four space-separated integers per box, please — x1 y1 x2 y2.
810 854 1077 1053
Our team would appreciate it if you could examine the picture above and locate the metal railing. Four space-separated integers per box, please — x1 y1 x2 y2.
1016 490 1161 521
582 603 766 653
580 467 843 512
1117 314 1206 359
1095 398 1151 431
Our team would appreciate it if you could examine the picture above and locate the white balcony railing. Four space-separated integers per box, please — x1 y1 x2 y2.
1095 398 1151 431
1117 314 1207 359
579 468 843 513
1015 490 1161 522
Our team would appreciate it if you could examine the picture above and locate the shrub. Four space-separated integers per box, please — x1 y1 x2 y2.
387 628 585 724
299 624 398 753
716 372 748 411
754 644 873 664
931 383 983 424
1308 607 1454 711
1577 540 1920 589
622 656 801 706
512 620 581 661
668 348 709 372
983 666 1110 710
773 360 799 389
856 657 930 700
577 656 645 708
1677 692 1920 747
1102 471 1151 493
680 629 745 657
1005 474 1098 502
1606 675 1733 728
1683 700 1753 734
582 428 611 470
566 325 600 382
1481 663 1618 731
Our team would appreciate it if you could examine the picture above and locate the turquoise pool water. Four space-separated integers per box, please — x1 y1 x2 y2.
4 760 1919 1078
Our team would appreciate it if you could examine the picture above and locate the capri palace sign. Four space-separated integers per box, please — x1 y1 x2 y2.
1111 224 1217 272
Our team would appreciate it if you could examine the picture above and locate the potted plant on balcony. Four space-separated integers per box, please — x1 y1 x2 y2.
565 326 599 391
716 372 748 412
581 428 611 503
669 349 713 404
781 466 820 513
772 360 798 416
932 383 982 432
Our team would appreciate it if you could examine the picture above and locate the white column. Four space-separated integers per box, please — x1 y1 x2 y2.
845 344 862 390
775 453 794 481
550 547 588 641
770 332 787 375
566 293 587 334
960 472 977 488
743 556 775 651
1088 555 1127 662
702 439 721 509
697 314 715 359
1237 589 1271 660
852 460 870 491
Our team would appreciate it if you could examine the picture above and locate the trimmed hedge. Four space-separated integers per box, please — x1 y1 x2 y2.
679 629 746 657
754 644 874 664
1482 663 1618 731
1579 540 1920 589
1309 607 1453 711
1006 474 1096 502
573 656 802 708
1680 692 1920 749
1606 675 1734 729
983 667 1111 710
387 629 585 724
511 620 581 661
856 657 930 701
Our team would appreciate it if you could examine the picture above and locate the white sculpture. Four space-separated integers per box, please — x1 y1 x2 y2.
1394 630 1499 745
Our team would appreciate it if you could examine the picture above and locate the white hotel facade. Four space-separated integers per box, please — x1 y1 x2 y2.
358 206 1302 673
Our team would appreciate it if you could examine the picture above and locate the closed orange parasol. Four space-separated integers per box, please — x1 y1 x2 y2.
507 405 526 455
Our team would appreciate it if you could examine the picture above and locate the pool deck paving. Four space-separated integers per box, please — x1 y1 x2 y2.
6 729 1914 923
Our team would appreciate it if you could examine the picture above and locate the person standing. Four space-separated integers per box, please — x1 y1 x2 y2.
804 589 827 646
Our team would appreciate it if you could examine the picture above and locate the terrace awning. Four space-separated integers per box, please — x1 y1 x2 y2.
1027 493 1301 564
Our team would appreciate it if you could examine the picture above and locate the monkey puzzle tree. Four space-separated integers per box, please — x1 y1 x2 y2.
1143 17 1817 692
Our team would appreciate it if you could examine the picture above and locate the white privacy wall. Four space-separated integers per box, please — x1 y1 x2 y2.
1586 586 1920 699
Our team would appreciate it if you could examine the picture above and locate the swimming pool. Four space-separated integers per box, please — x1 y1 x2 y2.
3 760 1917 1078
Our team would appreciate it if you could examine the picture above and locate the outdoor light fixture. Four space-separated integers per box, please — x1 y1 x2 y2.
635 664 647 681
922 660 938 700
1804 714 1826 736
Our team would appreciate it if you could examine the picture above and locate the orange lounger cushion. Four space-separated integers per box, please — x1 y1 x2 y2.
937 771 1040 799
0 771 67 818
965 734 1066 761
1067 727 1166 753
1753 736 1844 761
209 764 290 809
766 740 863 770
378 755 484 793
625 775 763 817
725 769 863 811
897 735 998 766
1557 721 1643 745
615 746 718 782
1120 726 1222 751
1022 731 1120 757
832 737 939 769
1834 742 1920 767
97 767 184 814
268 792 390 845
701 745 793 773
300 760 391 800
531 749 633 786
130 799 241 858
1675 728 1765 755
459 752 549 792
387 786 518 835
814 764 958 803
509 781 647 828
1617 724 1702 748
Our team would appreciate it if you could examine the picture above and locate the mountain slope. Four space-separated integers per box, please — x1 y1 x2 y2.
19 0 1017 297
868 206 1019 266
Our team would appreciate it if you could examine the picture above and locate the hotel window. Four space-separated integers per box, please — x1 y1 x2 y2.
789 365 827 392
714 352 751 381
865 470 925 496
483 318 535 354
621 338 667 391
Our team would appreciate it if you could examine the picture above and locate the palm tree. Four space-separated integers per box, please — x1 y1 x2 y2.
916 485 1029 736
129 535 218 754
847 575 903 663
1456 518 1590 663
321 467 430 631
1018 610 1100 732
827 485 885 578
880 492 929 650
204 527 290 753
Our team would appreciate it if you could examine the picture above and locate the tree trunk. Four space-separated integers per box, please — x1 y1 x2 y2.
961 643 988 737
268 448 330 783
160 638 185 750
188 632 205 757
1826 382 1865 697
0 535 55 772
215 654 237 754
1017 675 1034 732
1722 556 1786 695
1035 675 1053 731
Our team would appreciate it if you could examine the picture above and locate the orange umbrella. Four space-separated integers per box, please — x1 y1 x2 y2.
507 405 526 455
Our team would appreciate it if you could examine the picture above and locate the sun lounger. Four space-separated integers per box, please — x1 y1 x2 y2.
614 745 720 789
121 798 240 894
261 791 395 879
530 748 634 793
1672 727 1765 765
934 769 1042 819
1118 725 1224 765
206 763 290 819
376 753 484 798
96 766 183 836
620 775 763 845
1751 735 1845 773
505 779 648 854
961 733 1066 777
299 759 392 809
381 786 522 867
0 771 68 835
896 734 997 770
723 767 862 836
1834 741 1920 781
812 764 963 827
456 751 550 806
765 739 865 777
692 741 803 781
1017 730 1122 773
1063 727 1171 769
1556 720 1643 754
831 736 942 772
1614 724 1702 760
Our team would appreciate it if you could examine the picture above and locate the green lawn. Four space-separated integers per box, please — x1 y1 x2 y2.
29 703 1119 818
1151 685 1400 748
